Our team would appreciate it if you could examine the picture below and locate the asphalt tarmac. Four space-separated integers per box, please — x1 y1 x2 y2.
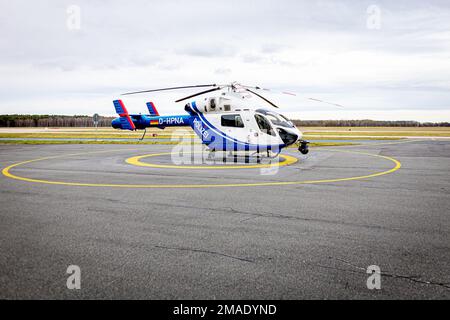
0 140 449 299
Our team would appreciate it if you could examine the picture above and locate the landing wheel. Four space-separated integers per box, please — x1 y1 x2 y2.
298 140 309 155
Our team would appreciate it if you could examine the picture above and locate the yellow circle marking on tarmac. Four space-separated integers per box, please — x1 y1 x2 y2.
1 149 401 188
125 152 298 169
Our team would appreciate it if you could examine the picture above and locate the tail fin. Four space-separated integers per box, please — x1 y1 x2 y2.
113 100 135 130
146 101 159 116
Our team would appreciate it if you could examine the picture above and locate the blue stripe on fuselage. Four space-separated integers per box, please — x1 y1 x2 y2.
190 101 284 151
140 114 192 127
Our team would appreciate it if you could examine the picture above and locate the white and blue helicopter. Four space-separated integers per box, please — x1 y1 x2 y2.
112 82 343 157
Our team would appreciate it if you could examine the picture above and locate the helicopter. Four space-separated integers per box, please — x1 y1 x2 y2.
112 82 343 157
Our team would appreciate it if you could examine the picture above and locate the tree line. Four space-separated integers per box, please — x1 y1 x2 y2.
0 114 449 127
292 119 450 127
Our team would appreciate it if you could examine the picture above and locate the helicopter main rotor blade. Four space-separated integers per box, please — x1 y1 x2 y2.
306 98 344 108
245 88 279 108
242 84 344 108
175 87 223 103
121 84 218 96
239 84 297 96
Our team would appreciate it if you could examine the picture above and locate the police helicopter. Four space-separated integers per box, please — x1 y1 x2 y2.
112 82 343 157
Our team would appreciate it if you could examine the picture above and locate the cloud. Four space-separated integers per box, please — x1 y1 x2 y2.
214 68 232 75
175 44 237 58
0 0 449 121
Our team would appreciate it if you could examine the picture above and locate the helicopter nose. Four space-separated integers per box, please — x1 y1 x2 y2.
277 128 299 146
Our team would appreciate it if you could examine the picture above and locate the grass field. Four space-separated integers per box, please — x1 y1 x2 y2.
1 126 449 136
0 126 448 146
0 133 401 141
0 133 191 139
0 140 183 145
0 139 356 147
302 126 450 137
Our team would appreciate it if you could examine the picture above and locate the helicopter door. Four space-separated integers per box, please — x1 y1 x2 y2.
238 112 257 144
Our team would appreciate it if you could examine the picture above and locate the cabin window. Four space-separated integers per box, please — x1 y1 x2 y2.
210 98 216 109
221 114 244 128
254 114 275 136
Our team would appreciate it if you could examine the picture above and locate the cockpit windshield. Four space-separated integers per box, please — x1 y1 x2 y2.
255 109 294 128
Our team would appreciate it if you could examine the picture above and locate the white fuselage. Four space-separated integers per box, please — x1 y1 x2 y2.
188 91 302 150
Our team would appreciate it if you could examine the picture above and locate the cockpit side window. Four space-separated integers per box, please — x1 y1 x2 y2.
221 114 244 128
254 114 275 136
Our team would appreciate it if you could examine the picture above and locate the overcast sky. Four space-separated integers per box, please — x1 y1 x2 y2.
1 0 450 121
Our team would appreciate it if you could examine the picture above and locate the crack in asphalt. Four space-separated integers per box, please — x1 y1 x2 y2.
149 202 449 236
230 207 404 232
154 245 255 263
316 257 450 289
